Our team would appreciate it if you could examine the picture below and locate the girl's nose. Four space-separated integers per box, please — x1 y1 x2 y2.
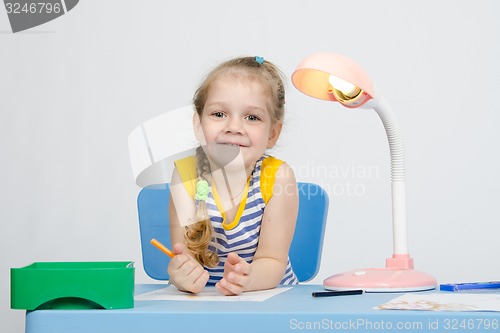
224 117 243 134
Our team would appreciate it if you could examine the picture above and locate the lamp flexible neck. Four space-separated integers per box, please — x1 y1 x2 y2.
372 97 409 256
372 97 406 182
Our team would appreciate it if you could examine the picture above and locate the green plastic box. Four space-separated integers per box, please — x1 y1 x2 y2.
11 261 135 310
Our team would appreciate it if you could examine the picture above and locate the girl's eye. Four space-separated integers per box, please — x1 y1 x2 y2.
246 115 261 121
211 111 225 118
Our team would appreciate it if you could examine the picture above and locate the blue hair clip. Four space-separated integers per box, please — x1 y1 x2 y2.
255 56 265 64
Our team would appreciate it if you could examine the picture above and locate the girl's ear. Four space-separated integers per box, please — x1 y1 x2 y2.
193 112 206 144
267 122 283 148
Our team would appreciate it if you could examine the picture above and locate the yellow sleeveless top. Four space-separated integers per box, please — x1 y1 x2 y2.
174 155 283 204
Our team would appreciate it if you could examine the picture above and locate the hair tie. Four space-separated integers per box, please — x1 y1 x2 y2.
255 56 265 64
195 180 209 202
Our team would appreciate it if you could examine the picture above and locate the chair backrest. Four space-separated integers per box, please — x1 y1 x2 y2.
137 182 329 282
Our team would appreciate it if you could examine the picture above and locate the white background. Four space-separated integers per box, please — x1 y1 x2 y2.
1 0 498 331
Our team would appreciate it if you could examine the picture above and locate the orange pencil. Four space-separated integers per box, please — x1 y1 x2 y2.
150 238 175 258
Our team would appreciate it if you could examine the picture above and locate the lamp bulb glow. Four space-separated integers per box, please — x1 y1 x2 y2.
328 75 358 97
328 75 364 106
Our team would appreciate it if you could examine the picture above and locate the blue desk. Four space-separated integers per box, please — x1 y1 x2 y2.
26 285 499 333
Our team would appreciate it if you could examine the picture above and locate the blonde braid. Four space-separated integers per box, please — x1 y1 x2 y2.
184 146 219 267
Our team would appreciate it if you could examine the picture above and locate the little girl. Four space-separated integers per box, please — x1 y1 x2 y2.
168 56 299 295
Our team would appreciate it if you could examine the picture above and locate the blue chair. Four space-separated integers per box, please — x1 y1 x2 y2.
137 182 329 282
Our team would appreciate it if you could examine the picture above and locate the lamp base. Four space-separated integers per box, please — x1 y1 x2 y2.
323 268 437 292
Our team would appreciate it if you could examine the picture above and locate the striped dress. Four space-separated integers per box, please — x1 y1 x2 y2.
204 156 299 285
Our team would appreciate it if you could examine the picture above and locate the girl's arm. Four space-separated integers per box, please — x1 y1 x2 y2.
216 163 298 295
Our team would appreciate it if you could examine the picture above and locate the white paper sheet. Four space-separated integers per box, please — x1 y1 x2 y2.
135 286 291 302
374 292 500 312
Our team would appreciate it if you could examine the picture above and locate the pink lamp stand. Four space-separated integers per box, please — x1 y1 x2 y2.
324 255 436 292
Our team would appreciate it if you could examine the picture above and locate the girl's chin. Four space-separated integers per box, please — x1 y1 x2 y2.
205 143 241 165
204 144 259 174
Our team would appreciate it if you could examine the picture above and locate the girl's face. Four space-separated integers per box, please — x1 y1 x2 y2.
194 74 282 174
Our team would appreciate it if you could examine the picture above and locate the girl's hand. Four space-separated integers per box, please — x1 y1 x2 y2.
167 243 209 294
215 252 251 295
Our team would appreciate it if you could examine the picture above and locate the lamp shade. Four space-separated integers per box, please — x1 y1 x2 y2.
291 52 375 108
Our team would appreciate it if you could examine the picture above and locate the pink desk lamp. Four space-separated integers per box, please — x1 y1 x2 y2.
292 52 437 292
